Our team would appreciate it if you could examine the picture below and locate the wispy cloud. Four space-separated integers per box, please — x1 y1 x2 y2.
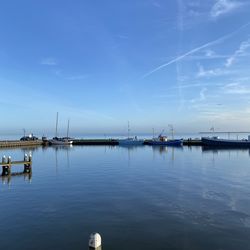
196 64 230 78
184 49 229 60
223 83 250 94
225 38 250 67
41 57 57 66
210 0 244 18
190 88 207 103
142 22 250 78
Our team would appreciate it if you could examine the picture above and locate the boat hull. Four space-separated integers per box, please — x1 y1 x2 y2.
202 137 250 148
49 139 73 145
118 139 144 146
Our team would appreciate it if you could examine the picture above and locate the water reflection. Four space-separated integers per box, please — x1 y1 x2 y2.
1 145 250 250
1 169 32 185
52 145 73 173
202 146 250 156
89 247 101 250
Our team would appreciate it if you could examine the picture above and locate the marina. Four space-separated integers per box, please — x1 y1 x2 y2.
2 0 250 249
1 136 250 148
0 138 201 147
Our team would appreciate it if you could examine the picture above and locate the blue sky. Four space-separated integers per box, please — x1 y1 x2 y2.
1 0 250 136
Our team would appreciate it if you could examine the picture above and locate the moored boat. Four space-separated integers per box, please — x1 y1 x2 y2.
118 136 144 146
202 136 250 148
118 121 144 146
49 113 73 146
50 137 73 145
148 135 183 146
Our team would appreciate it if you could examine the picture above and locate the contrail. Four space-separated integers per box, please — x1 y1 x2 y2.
142 22 250 79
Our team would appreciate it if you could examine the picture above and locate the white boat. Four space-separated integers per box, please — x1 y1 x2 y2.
118 122 144 146
49 113 73 145
50 137 73 145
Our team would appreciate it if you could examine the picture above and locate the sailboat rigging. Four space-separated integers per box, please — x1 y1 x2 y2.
50 113 73 145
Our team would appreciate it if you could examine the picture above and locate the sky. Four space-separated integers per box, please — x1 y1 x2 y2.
0 0 250 136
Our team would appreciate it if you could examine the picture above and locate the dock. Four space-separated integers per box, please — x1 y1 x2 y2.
72 139 118 146
0 140 43 148
1 154 32 176
0 138 204 147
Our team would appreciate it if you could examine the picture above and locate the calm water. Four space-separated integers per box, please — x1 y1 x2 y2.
1 145 250 250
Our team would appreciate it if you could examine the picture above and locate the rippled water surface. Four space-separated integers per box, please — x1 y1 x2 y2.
1 145 250 250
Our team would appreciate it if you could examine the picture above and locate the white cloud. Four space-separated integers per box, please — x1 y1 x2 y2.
196 64 229 78
185 50 229 60
205 49 215 57
225 38 250 67
210 0 244 18
223 83 250 94
190 87 207 103
41 57 57 66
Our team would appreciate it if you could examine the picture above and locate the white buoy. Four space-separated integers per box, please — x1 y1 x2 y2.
89 232 102 249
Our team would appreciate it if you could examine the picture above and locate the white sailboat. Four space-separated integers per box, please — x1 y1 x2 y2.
118 122 144 146
50 113 73 145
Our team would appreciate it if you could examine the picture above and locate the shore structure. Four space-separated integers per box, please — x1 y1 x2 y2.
0 140 43 148
0 138 206 147
1 135 250 148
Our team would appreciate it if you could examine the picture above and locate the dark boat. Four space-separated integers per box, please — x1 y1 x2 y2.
201 136 250 148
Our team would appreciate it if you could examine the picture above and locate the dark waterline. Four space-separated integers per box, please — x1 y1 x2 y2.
1 145 250 250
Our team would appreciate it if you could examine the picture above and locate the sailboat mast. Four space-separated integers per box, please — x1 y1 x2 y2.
55 112 58 138
168 124 174 139
67 119 70 138
128 121 130 138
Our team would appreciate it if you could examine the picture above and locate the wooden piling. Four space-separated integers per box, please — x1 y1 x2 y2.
1 155 32 176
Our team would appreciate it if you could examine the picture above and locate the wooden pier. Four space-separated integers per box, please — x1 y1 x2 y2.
1 154 32 176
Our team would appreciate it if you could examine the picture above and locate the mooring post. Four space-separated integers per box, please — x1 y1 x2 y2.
24 154 28 162
23 153 32 174
2 155 11 176
28 153 32 162
89 232 102 250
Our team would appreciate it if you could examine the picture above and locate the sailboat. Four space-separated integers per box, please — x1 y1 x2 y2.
50 113 73 145
118 122 144 146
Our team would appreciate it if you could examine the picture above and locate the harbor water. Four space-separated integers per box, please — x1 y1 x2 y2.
1 145 250 249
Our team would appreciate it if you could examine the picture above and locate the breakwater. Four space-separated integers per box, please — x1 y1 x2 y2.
72 139 118 145
0 139 203 148
0 140 43 148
